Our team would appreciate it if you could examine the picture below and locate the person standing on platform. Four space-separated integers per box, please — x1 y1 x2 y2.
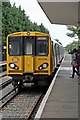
77 46 80 79
70 48 79 78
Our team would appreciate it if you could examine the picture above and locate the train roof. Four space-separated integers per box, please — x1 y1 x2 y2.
51 36 63 46
7 31 49 37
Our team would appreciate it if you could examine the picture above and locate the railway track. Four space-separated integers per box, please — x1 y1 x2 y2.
0 84 49 119
0 63 17 110
0 63 12 90
0 86 18 108
0 77 12 90
0 61 59 119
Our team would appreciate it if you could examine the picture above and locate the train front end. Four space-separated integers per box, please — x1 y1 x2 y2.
7 32 54 88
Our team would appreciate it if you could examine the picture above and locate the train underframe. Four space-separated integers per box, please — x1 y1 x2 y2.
10 73 53 90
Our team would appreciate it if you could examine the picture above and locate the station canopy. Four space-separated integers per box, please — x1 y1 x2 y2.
37 0 80 25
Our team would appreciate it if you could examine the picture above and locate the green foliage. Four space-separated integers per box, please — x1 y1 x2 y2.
65 40 79 53
2 2 49 44
39 23 49 33
66 25 80 52
67 25 80 40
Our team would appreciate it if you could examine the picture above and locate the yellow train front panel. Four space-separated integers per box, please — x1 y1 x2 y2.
7 32 54 77
7 34 24 75
34 56 50 75
7 55 23 75
24 56 35 73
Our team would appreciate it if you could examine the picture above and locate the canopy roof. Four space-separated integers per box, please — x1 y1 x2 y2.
37 0 80 25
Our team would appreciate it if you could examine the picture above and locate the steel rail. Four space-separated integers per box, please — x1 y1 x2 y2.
1 86 48 119
28 93 44 120
0 86 17 101
0 78 12 90
0 87 18 109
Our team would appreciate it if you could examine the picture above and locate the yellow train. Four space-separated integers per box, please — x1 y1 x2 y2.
7 31 64 89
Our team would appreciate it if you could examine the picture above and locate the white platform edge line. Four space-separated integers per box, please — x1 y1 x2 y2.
34 67 61 119
34 56 65 119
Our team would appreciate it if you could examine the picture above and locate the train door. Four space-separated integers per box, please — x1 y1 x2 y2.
55 43 60 65
23 36 35 73
54 43 58 65
51 41 55 69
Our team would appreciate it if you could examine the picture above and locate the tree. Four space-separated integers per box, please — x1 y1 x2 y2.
66 40 78 53
39 23 49 33
2 2 49 44
66 25 80 46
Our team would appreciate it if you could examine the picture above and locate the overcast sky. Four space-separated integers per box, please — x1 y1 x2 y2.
10 0 77 47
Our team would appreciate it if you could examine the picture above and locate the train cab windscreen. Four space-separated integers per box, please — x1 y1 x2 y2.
8 36 23 56
36 37 48 56
24 36 35 55
8 36 48 56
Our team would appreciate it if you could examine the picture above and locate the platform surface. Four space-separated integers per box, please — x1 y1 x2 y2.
41 54 78 118
0 61 6 66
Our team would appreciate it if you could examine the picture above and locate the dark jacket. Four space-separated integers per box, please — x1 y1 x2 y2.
77 49 80 65
71 52 77 65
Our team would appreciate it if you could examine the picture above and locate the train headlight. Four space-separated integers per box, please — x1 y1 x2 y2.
43 63 48 68
10 63 15 68
39 66 43 70
15 66 18 70
27 31 30 36
9 63 19 70
38 63 48 70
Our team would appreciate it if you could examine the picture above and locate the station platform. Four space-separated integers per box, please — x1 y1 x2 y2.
0 61 6 66
35 54 78 119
